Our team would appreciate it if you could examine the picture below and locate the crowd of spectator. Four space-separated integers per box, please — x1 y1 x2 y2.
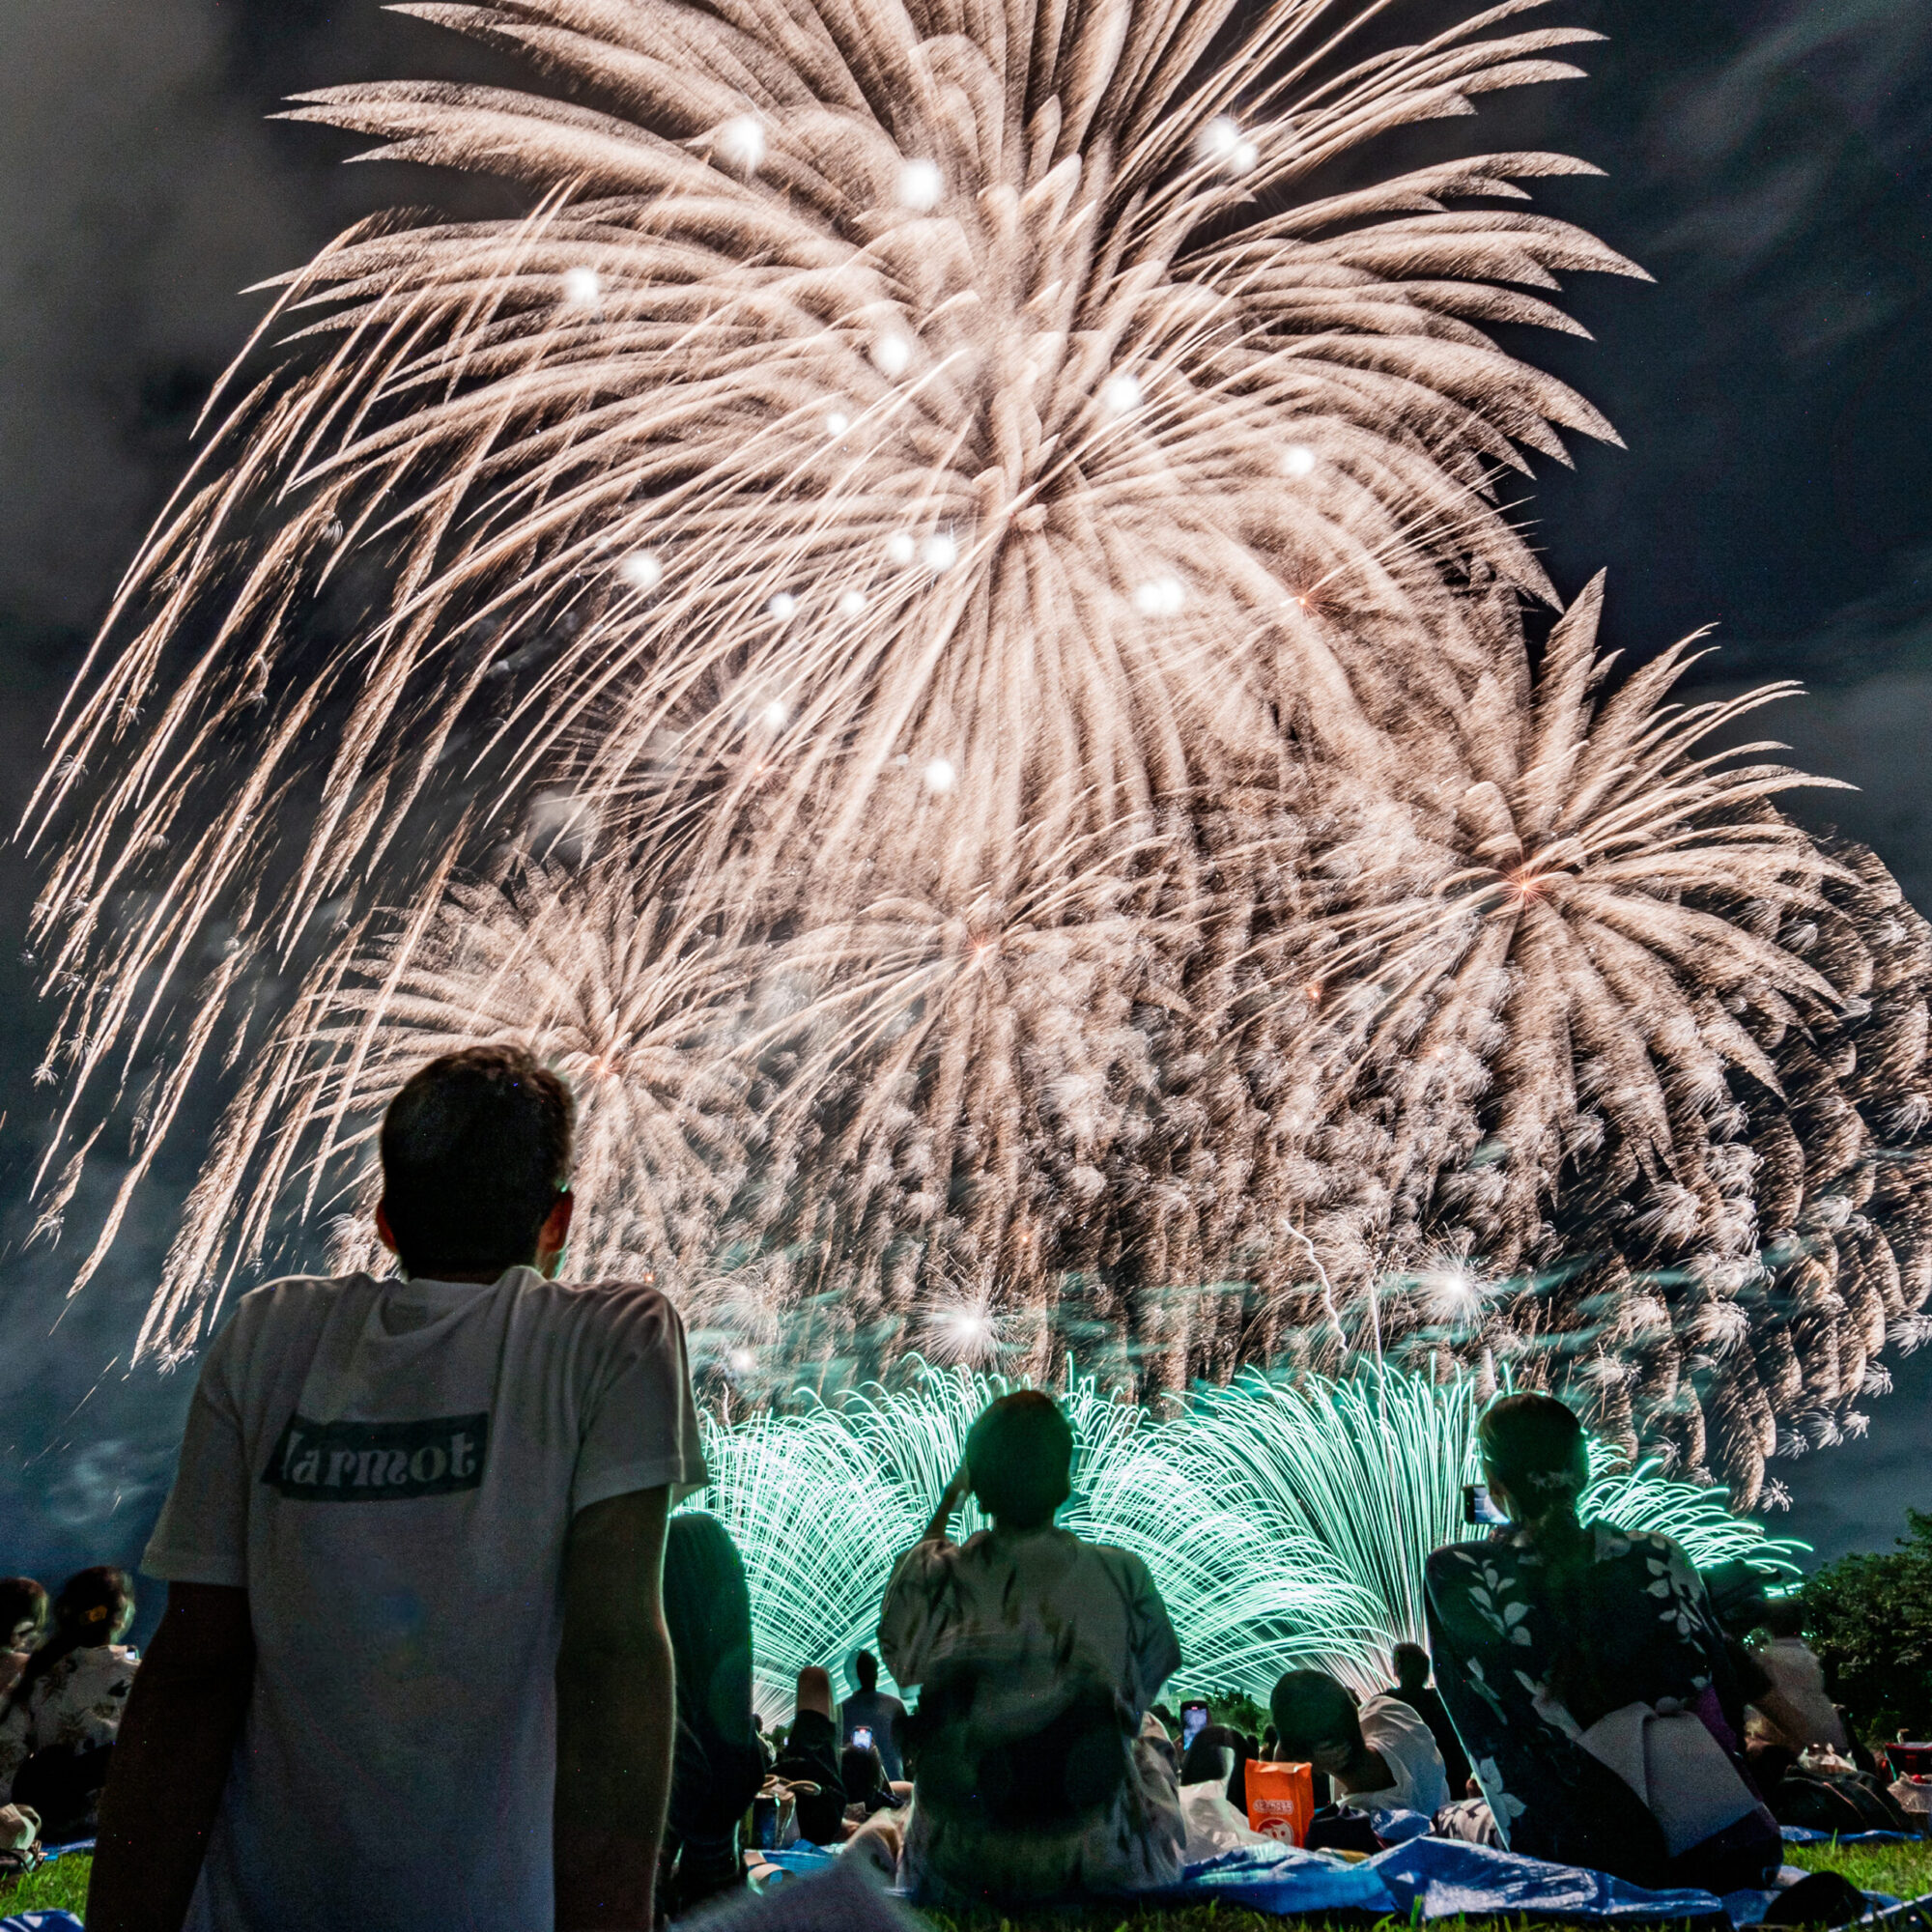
4 1046 1922 1927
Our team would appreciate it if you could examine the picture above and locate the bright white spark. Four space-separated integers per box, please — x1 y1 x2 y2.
1199 117 1258 173
716 115 765 170
886 532 916 565
1283 443 1317 478
837 588 867 617
896 158 942 211
767 592 797 621
561 266 601 306
873 333 912 377
824 410 850 439
922 757 956 793
921 532 958 572
1132 575 1184 616
616 551 662 591
1100 372 1143 414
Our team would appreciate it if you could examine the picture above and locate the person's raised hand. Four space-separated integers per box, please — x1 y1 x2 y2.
918 1461 974 1544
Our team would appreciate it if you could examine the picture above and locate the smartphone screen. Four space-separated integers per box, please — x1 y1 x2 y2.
1463 1481 1508 1527
1179 1700 1208 1746
851 1725 874 1751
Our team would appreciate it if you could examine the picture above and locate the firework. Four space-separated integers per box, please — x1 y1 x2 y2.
26 0 1932 1497
688 1366 1801 1716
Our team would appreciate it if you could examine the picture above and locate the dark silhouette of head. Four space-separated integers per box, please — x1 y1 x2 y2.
1270 1669 1363 1774
852 1649 880 1693
1180 1722 1250 1788
840 1742 886 1808
1478 1391 1588 1525
965 1390 1073 1529
380 1044 574 1277
1761 1596 1807 1640
1392 1641 1431 1693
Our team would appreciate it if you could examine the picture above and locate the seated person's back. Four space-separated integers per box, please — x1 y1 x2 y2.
879 1391 1185 1905
1270 1669 1450 1820
1385 1640 1471 1795
1747 1600 1849 1755
97 1045 707 1932
1425 1393 1777 1891
662 1512 766 1909
774 1666 847 1844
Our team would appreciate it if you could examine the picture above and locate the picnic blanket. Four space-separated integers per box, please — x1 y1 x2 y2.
757 1831 1742 1921
1180 1834 1736 1923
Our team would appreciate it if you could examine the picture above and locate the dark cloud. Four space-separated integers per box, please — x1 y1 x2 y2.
1506 0 1932 671
0 0 1925 1585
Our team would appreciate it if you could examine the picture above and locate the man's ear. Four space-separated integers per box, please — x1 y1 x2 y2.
537 1189 575 1278
375 1200 400 1257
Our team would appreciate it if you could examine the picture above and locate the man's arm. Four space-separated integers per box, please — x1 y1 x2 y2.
554 1485 674 1932
89 1583 255 1932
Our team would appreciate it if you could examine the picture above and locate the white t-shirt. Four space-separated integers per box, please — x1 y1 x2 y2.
1353 1692 1451 1819
143 1266 706 1932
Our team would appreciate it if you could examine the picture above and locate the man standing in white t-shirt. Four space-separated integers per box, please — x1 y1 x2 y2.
88 1045 708 1932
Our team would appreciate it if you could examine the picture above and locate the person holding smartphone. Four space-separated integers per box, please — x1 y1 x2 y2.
1426 1392 1779 1891
839 1650 908 1781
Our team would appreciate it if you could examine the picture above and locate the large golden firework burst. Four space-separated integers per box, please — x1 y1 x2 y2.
27 0 1932 1499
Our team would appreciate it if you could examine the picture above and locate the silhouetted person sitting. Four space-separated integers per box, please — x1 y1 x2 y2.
1269 1669 1450 1820
880 1391 1184 1905
1426 1393 1779 1891
1179 1721 1252 1815
1 1568 139 1841
661 1512 766 1913
1386 1640 1471 1796
840 1649 909 1780
841 1742 895 1818
90 1044 707 1932
1748 1599 1850 1756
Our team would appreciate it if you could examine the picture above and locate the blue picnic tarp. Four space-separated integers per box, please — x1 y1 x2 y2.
0 1915 85 1932
1168 1839 1402 1916
1364 1836 1727 1923
1780 1827 1915 1844
762 1830 1743 1922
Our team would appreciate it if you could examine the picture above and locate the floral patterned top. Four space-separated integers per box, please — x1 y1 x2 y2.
0 1645 139 1804
1424 1523 1747 1879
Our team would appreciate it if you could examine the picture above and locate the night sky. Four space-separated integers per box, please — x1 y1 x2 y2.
1 0 1928 1607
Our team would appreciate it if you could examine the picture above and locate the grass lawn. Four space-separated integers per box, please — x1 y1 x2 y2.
5 1841 1927 1926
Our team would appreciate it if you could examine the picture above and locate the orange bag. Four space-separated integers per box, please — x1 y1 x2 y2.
1245 1759 1315 1845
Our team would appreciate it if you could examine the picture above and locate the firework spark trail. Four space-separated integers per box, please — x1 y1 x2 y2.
23 0 1932 1497
687 1365 1801 1715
